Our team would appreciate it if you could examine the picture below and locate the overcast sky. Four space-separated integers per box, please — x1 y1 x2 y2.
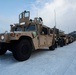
0 0 76 33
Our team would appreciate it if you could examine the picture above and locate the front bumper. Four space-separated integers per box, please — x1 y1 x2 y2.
0 33 18 43
0 33 9 43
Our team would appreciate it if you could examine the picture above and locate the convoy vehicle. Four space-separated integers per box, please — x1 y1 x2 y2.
53 28 64 47
54 28 69 47
59 31 69 45
59 31 75 45
0 10 56 61
68 35 74 43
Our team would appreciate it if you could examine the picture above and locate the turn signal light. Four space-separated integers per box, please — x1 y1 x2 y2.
11 32 15 37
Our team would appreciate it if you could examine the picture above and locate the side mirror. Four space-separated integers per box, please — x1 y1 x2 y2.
10 25 13 32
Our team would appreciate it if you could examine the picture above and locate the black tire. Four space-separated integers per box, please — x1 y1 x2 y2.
49 45 55 51
55 42 57 48
13 39 32 61
63 39 66 46
0 44 7 55
60 40 63 47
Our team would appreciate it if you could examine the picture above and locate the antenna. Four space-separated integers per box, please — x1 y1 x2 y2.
68 26 69 34
54 9 56 28
54 9 57 39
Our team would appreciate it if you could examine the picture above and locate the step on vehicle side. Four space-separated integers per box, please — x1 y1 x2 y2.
0 10 56 61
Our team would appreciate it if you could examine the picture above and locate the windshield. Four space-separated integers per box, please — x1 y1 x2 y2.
61 35 66 37
14 27 22 31
24 25 36 31
12 25 36 32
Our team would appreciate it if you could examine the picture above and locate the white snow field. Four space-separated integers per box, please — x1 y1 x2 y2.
0 41 76 75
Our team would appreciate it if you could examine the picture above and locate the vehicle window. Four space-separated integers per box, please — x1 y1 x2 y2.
42 27 48 35
61 35 65 37
24 25 36 31
24 13 29 17
15 27 22 31
37 18 40 22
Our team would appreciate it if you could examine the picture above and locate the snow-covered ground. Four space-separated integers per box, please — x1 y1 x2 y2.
0 41 76 75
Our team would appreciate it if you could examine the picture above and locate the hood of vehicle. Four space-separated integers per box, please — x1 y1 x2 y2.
0 31 37 43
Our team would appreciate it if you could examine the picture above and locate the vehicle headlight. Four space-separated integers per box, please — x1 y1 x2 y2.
1 35 4 40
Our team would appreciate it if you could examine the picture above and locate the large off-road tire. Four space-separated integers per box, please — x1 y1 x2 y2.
59 40 63 47
55 41 57 48
49 45 55 51
63 39 66 46
13 39 32 61
0 44 7 55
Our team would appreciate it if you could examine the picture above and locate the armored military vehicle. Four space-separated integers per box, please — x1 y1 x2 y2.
54 28 69 47
68 35 74 43
59 31 69 45
53 28 64 47
0 10 56 61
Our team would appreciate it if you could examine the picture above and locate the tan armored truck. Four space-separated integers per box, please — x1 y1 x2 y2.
59 31 69 45
54 28 71 47
53 28 63 47
0 10 56 61
68 35 74 43
53 28 68 47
